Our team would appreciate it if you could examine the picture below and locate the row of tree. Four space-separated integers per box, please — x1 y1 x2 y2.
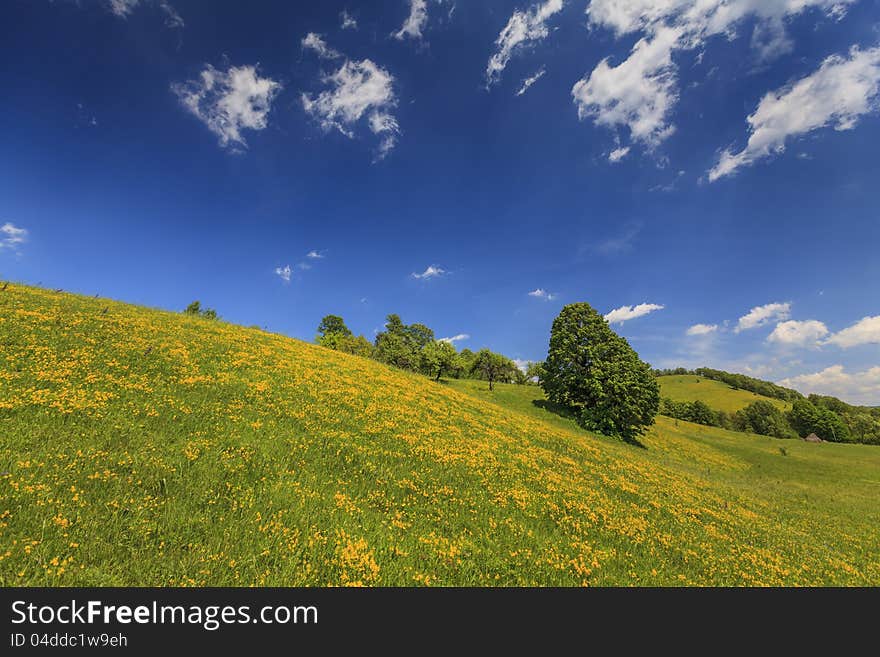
660 395 879 443
316 314 541 389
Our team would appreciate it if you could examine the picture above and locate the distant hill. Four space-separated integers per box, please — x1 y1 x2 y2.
657 375 791 414
1 285 879 586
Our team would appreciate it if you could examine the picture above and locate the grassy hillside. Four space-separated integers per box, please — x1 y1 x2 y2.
2 285 879 586
658 375 791 413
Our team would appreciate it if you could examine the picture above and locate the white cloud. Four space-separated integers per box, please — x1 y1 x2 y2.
686 323 718 336
579 0 856 154
767 319 829 346
412 265 446 279
306 250 324 259
779 365 880 406
825 315 880 348
340 10 358 30
301 33 342 60
572 25 681 148
393 0 429 41
172 64 281 151
0 222 28 251
275 265 292 283
710 46 880 180
608 146 630 163
439 334 470 344
513 358 535 374
528 288 557 300
735 302 791 332
605 302 664 324
516 68 546 96
486 0 564 86
302 57 400 159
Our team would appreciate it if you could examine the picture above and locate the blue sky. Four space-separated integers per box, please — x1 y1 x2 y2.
2 0 880 403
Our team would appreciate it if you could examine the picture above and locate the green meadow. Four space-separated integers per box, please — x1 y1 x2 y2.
657 374 791 413
1 285 878 586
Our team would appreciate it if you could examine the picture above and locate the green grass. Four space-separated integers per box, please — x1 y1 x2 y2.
1 284 879 586
657 374 791 413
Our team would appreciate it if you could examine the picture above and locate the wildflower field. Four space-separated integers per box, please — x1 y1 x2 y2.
1 285 878 586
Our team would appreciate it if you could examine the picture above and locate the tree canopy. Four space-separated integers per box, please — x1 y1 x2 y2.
541 302 659 442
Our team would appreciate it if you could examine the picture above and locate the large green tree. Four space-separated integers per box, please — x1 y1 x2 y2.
541 302 659 442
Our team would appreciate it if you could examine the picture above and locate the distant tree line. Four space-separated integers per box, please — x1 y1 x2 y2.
315 313 539 389
656 369 880 444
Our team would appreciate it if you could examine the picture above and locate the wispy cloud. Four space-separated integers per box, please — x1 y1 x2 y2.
605 303 664 325
340 10 358 30
486 0 563 86
393 0 429 41
412 265 447 279
528 288 557 301
105 0 184 28
306 250 325 259
274 265 292 283
172 64 281 151
595 222 641 255
439 333 469 344
0 222 28 252
301 33 342 60
516 68 546 96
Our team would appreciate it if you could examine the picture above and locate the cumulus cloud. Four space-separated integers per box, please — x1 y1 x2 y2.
710 46 880 180
439 334 470 344
735 302 791 333
686 323 718 336
528 288 557 300
605 302 664 325
578 0 856 154
275 265 292 283
516 68 546 96
779 365 880 406
824 315 880 348
572 25 681 148
301 33 342 60
486 0 564 86
0 222 28 251
302 54 400 159
393 0 429 41
172 64 281 151
767 319 829 346
412 265 446 279
340 10 358 30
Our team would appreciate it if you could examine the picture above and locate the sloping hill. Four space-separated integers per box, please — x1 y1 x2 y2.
658 375 791 413
1 285 878 586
